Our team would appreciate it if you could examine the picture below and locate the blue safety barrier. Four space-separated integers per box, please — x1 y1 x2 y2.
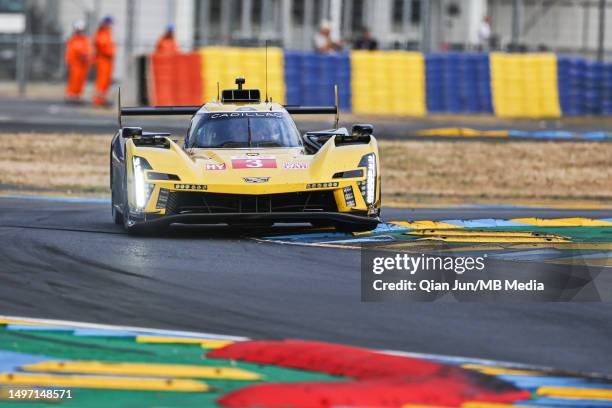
558 55 612 115
284 51 351 110
425 53 493 114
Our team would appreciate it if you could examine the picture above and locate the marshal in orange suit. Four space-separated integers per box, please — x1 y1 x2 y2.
155 25 179 55
93 16 116 106
65 21 92 103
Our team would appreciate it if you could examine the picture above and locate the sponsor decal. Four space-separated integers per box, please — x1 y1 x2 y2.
232 156 277 169
284 162 309 169
243 177 270 183
205 163 226 170
210 112 283 119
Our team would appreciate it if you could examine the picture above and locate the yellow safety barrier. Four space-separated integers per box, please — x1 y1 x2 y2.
199 46 285 104
490 53 561 118
351 50 426 116
22 361 260 381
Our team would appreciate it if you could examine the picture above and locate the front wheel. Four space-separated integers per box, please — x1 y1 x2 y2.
111 191 124 225
111 167 124 225
112 205 124 225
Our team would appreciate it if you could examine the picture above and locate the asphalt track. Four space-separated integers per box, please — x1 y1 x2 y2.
1 196 612 376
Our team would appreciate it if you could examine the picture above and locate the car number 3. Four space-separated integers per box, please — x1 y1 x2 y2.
232 158 277 169
245 159 263 168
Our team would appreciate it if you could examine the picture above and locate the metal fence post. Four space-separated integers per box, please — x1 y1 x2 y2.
511 0 521 47
420 0 431 53
598 0 606 62
16 34 28 96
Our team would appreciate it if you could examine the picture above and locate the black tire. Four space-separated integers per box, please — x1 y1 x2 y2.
112 205 124 225
121 164 138 234
111 186 124 225
110 162 124 225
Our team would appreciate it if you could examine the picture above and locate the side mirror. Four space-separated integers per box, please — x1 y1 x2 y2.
352 124 374 137
122 127 143 138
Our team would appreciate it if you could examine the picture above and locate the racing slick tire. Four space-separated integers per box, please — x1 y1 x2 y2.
111 188 124 226
110 164 124 225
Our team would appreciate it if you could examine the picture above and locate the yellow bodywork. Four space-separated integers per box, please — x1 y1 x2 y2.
124 103 380 217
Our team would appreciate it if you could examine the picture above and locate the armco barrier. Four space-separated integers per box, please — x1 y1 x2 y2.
146 49 611 118
351 50 426 116
149 53 203 106
490 53 561 118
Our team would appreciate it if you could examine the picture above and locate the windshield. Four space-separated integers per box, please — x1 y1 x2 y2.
187 111 302 148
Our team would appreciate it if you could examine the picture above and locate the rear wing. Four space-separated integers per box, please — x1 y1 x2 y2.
117 85 340 128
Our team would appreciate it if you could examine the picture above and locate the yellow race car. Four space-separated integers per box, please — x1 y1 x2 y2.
111 78 380 234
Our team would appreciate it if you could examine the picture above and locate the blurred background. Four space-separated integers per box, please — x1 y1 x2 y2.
0 0 611 203
1 0 611 99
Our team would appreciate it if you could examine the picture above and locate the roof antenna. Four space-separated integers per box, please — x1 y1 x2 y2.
334 84 339 129
117 87 122 128
265 40 269 103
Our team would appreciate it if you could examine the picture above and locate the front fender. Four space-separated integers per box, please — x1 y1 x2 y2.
310 135 379 178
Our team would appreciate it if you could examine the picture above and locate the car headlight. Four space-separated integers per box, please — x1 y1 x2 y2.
357 153 377 206
132 156 154 211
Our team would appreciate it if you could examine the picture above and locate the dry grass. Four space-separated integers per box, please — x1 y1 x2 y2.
380 140 612 201
0 133 611 203
0 133 111 193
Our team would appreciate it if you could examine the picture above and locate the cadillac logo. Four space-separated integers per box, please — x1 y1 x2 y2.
243 177 270 183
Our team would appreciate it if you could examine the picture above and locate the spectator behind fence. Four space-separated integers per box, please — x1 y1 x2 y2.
353 27 378 51
93 15 116 107
313 20 343 53
155 24 179 54
477 15 491 51
65 20 92 104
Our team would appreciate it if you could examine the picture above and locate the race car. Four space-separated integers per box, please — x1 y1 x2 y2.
110 78 380 234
